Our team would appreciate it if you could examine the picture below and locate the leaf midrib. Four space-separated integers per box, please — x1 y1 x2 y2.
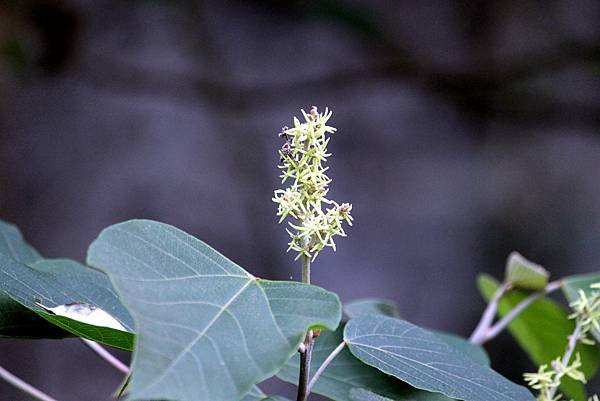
352 342 517 401
140 277 256 390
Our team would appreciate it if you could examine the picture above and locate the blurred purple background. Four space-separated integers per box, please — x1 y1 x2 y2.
1 0 600 399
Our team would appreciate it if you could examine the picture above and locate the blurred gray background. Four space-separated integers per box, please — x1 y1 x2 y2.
1 0 600 399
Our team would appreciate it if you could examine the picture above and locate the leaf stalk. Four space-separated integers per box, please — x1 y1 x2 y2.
81 339 130 375
307 341 346 393
0 364 61 401
470 280 562 345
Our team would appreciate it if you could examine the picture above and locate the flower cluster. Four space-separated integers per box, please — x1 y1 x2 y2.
524 283 600 401
272 107 353 260
568 283 600 344
524 354 585 401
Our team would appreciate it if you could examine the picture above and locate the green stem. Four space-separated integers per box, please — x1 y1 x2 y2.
302 252 311 284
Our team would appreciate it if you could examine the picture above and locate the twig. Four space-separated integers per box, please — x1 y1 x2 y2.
296 330 314 401
0 364 60 401
296 252 314 401
307 341 346 393
81 339 130 374
469 282 511 344
482 280 562 343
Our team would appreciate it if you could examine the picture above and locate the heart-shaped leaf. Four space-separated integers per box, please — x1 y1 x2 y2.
344 298 401 319
478 274 599 401
344 315 535 401
277 324 452 401
87 219 342 401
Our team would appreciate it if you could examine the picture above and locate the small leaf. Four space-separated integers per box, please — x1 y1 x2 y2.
562 273 600 342
344 298 401 319
87 219 342 401
478 274 599 401
344 315 535 401
504 252 549 291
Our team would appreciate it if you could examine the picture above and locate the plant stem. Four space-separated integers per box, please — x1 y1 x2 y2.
296 330 313 401
296 252 314 401
302 251 311 284
482 280 562 343
546 319 582 400
307 341 346 393
0 364 60 401
469 282 511 344
81 339 130 374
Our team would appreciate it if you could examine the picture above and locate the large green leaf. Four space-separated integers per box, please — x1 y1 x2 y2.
344 298 401 319
562 273 600 342
87 219 342 401
434 332 489 366
0 254 134 349
478 274 599 401
344 315 535 401
343 299 489 366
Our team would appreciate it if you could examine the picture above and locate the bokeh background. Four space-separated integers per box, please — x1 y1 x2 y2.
1 0 600 399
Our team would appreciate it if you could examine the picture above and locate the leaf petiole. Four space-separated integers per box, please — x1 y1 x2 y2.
0 364 61 401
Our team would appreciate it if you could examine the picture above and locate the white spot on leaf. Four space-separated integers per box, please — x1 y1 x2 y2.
35 301 127 332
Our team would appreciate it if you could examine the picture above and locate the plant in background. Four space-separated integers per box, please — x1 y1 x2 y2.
0 108 600 401
524 284 600 401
